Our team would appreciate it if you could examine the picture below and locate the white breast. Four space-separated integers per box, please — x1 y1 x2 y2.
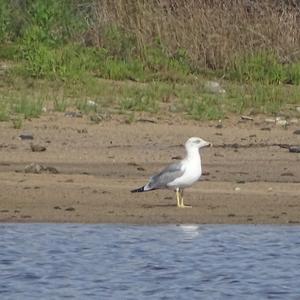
167 157 202 189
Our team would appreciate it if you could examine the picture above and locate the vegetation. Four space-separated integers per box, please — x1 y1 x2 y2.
1 0 300 126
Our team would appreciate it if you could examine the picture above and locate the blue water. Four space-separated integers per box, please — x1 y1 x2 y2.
1 224 300 299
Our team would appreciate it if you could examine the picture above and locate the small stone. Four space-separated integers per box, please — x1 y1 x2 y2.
64 111 82 118
42 107 47 113
296 106 300 113
87 100 97 107
290 118 298 124
44 166 59 174
77 128 88 134
281 172 294 176
241 115 253 121
277 120 288 126
265 118 276 123
234 187 241 192
24 163 59 174
289 146 300 153
293 130 300 135
204 81 226 94
267 187 273 192
261 127 271 131
24 163 42 174
30 143 46 152
19 133 33 140
65 207 75 211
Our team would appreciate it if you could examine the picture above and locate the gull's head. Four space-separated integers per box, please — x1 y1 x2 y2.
185 137 211 150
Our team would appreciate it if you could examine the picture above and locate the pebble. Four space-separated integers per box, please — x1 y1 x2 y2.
234 187 241 192
30 143 47 152
276 118 288 126
296 106 300 113
260 127 271 131
241 115 253 121
204 81 226 94
87 100 97 107
265 118 276 123
289 146 300 153
24 163 59 174
19 133 33 140
293 130 300 135
64 111 83 118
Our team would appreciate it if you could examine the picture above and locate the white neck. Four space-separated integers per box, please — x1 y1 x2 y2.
185 147 201 161
184 147 202 176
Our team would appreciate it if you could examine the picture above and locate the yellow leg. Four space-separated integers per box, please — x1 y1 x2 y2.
179 189 192 208
176 188 181 207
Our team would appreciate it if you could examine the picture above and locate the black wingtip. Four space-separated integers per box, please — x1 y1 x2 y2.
131 186 145 193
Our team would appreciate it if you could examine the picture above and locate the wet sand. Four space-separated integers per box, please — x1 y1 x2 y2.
0 113 299 224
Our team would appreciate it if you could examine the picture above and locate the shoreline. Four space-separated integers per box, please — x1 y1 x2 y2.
1 114 299 224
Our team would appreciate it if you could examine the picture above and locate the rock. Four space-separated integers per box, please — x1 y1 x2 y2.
293 130 300 135
289 146 300 153
44 166 59 174
30 143 46 152
264 116 288 126
90 112 111 123
77 128 88 134
19 133 33 140
290 118 298 124
42 107 47 113
64 111 83 118
87 100 97 107
137 118 157 124
241 115 253 121
24 163 42 174
281 172 294 176
276 119 288 126
65 207 75 211
261 127 271 131
204 81 226 94
24 163 59 174
265 118 276 123
296 106 300 113
234 187 241 192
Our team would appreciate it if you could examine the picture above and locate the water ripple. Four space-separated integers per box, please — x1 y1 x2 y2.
0 224 300 299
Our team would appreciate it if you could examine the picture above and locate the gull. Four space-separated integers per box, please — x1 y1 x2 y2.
131 137 211 208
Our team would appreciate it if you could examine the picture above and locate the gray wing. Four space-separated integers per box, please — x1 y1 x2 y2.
146 161 185 190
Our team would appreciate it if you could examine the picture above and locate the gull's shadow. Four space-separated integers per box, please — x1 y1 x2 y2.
141 204 176 209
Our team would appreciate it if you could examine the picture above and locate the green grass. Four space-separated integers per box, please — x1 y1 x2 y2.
228 51 300 85
13 96 44 119
0 74 299 124
11 116 22 129
182 95 225 120
0 103 9 121
53 97 68 112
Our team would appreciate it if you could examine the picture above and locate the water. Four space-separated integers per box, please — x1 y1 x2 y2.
1 224 300 300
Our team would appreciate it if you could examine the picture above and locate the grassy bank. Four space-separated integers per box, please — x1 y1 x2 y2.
0 0 300 126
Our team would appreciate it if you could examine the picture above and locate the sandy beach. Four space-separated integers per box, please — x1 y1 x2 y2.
0 113 299 224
